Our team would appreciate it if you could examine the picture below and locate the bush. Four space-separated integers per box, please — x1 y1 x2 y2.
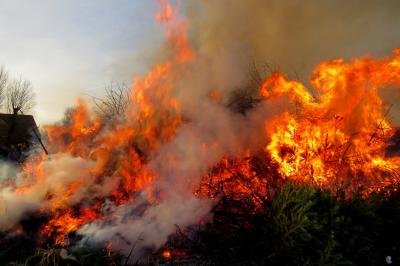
197 182 400 265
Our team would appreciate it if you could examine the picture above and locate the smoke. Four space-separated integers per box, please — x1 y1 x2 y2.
78 196 210 258
1 0 400 259
0 154 111 229
120 0 400 253
187 0 400 79
189 0 400 123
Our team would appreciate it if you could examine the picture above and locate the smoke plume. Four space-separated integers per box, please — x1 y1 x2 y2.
0 0 400 260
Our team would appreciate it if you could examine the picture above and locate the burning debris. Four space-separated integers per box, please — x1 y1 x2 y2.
0 0 400 265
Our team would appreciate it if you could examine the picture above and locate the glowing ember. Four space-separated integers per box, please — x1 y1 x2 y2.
162 249 171 260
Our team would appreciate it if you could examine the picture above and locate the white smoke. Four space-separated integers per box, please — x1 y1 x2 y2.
0 154 110 229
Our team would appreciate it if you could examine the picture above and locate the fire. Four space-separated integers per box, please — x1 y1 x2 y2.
161 248 187 260
161 249 171 260
262 50 400 193
197 155 269 210
41 207 99 245
27 0 191 245
0 0 399 257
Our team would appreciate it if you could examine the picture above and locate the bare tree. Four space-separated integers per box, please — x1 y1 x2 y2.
227 61 267 114
94 82 131 120
0 66 8 106
6 77 35 114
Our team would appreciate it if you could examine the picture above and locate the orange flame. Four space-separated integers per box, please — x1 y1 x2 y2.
261 50 400 194
34 0 193 244
1 0 399 251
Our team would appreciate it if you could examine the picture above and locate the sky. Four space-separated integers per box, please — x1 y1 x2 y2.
0 0 163 125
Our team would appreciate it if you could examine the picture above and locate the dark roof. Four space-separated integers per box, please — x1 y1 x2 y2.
0 114 39 146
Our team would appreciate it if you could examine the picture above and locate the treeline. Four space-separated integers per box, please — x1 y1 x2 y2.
0 66 35 115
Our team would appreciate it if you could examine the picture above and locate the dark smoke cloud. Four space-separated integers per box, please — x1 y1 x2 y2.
186 0 400 123
188 0 400 77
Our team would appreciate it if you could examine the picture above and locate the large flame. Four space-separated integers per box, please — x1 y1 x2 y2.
261 51 400 193
6 0 191 245
0 0 399 254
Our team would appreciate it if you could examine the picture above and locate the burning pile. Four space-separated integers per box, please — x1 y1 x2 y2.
262 54 400 192
0 0 400 263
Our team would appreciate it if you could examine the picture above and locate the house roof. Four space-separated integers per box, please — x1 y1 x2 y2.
0 114 40 146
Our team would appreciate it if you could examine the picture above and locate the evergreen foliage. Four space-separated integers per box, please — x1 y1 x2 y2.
1 182 399 265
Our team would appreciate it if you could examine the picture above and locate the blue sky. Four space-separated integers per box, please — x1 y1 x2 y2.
0 0 164 124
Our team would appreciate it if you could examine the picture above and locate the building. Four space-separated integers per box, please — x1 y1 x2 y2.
0 114 47 158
